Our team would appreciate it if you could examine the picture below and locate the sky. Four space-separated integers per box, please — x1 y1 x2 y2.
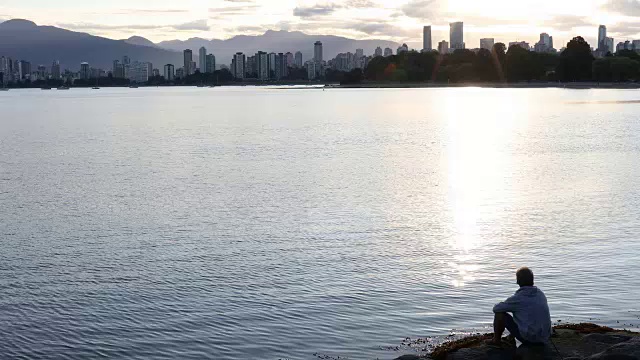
2 0 640 48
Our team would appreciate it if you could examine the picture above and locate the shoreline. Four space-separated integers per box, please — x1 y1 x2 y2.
4 81 640 91
395 323 640 360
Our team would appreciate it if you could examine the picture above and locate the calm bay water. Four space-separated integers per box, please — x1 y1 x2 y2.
1 87 640 360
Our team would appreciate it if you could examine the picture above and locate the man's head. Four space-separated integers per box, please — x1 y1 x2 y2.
516 267 534 287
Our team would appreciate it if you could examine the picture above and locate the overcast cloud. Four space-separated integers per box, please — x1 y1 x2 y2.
1 0 640 48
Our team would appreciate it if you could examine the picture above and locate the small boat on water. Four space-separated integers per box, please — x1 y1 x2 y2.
41 87 52 90
57 86 70 90
129 85 139 88
92 87 100 90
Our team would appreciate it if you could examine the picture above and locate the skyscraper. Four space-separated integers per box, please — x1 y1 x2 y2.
534 33 554 52
257 51 269 80
51 60 61 79
80 62 90 80
374 47 383 57
232 52 245 79
285 52 294 67
423 26 432 51
397 44 409 53
184 49 193 76
294 51 303 67
206 54 216 73
164 64 175 81
122 55 131 79
598 25 607 51
314 41 323 62
275 53 284 80
438 40 449 54
450 22 464 50
268 52 276 78
199 47 207 73
606 37 614 53
384 47 393 56
19 60 31 80
480 38 494 50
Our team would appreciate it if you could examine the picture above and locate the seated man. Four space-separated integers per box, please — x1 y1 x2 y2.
490 267 552 346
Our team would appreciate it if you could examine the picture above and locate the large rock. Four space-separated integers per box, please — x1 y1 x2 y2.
589 338 640 360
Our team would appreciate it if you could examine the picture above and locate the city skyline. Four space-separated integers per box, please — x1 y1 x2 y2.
3 0 640 49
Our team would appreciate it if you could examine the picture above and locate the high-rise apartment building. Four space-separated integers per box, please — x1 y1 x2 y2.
164 64 175 81
19 60 31 80
257 51 269 80
423 26 432 51
374 47 383 57
397 44 409 53
294 51 303 67
80 62 90 80
232 52 245 79
199 47 207 73
480 38 494 51
285 52 294 67
450 22 464 50
183 49 193 76
384 47 393 56
314 41 323 62
205 54 216 73
51 60 61 79
438 40 449 54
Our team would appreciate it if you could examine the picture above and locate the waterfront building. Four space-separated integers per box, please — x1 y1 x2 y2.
314 41 323 62
232 52 245 79
183 49 193 76
199 47 207 73
51 60 61 79
80 62 90 79
164 64 175 81
285 52 294 67
294 51 303 67
206 54 216 73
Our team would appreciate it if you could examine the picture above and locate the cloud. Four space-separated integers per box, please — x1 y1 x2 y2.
401 0 444 20
58 19 209 32
209 4 261 18
541 15 593 30
172 19 209 31
602 0 640 16
345 0 377 8
116 9 190 14
293 4 341 18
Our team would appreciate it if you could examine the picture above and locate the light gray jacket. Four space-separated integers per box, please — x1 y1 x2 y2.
493 286 552 343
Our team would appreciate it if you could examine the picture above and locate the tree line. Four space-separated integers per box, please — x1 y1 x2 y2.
359 37 640 84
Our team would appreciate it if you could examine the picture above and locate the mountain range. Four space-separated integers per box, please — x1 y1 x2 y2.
156 30 399 63
0 19 400 71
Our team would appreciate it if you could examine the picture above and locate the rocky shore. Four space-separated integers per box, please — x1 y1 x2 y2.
394 324 640 360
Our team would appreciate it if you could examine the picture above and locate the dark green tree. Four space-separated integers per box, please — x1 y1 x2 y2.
556 36 594 81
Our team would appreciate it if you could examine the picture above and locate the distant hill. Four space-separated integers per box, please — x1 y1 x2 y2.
0 20 399 71
124 36 158 48
0 19 181 70
157 30 400 64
